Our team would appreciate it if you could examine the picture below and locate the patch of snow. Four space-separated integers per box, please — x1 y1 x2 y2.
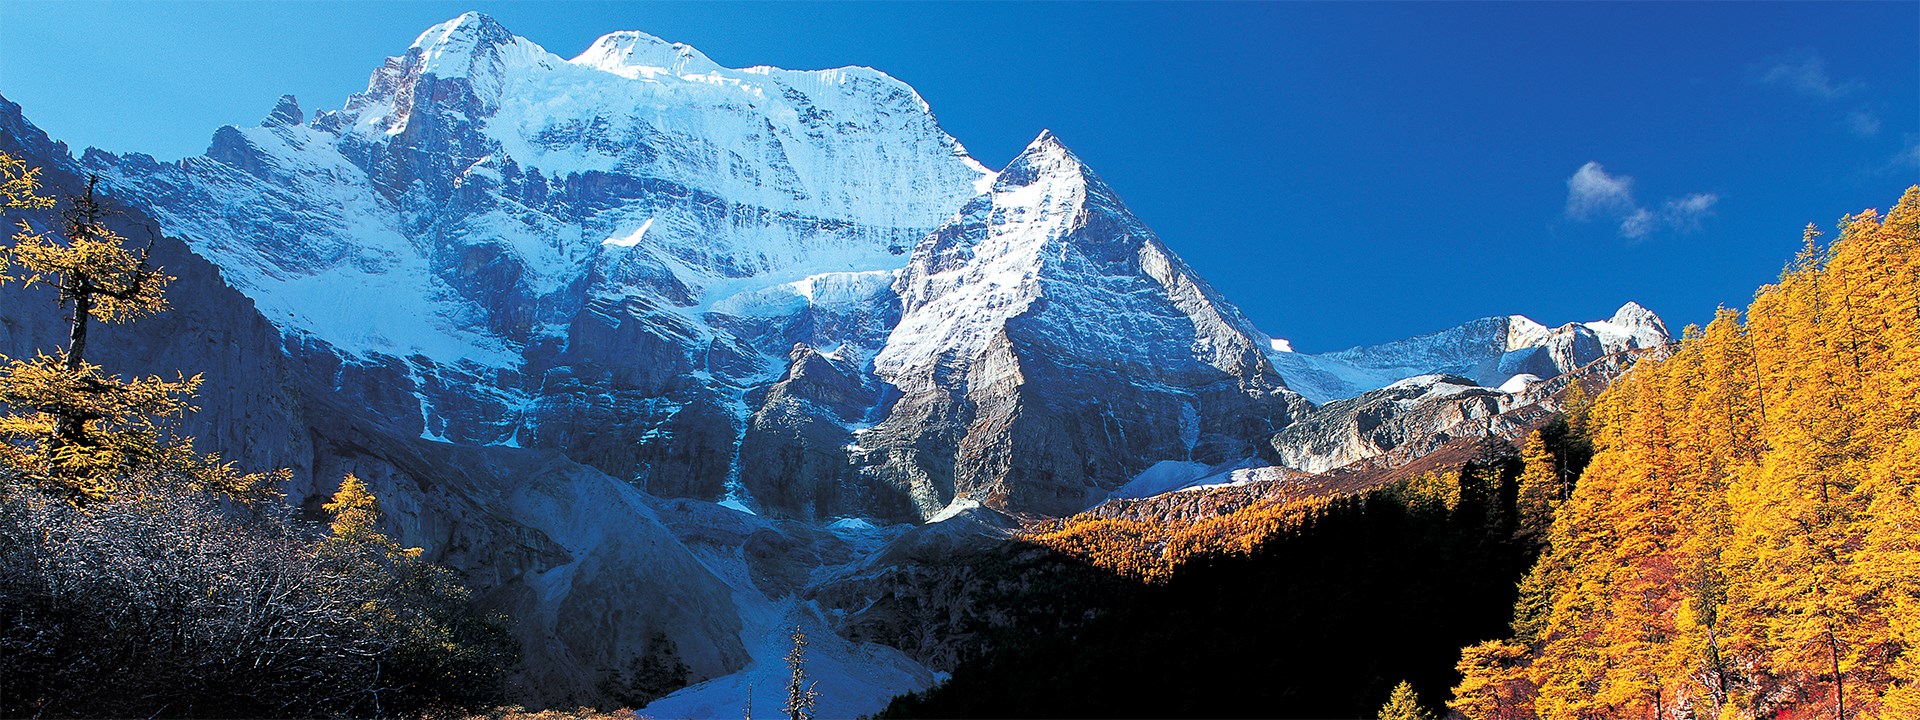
640 597 936 720
1111 461 1212 500
926 497 981 523
1110 458 1266 500
601 217 654 247
826 517 881 534
1498 373 1543 394
1269 337 1294 353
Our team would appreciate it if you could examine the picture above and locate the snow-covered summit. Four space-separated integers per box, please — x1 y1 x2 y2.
572 30 723 77
85 12 992 488
94 12 989 364
1588 301 1670 349
405 11 544 83
877 130 1277 392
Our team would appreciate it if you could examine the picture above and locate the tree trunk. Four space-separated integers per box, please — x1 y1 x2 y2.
67 291 90 370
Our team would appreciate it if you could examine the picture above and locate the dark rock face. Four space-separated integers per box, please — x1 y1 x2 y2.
739 344 899 520
1269 375 1517 475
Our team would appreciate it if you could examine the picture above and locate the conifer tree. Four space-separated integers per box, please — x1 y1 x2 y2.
0 154 274 502
1377 680 1434 720
784 627 820 720
1513 431 1558 545
1450 641 1534 720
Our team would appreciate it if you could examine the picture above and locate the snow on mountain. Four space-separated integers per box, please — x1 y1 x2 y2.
1267 302 1672 405
854 131 1308 518
92 11 985 365
85 12 989 494
876 131 1281 393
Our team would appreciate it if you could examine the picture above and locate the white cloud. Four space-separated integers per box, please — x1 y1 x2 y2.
1846 110 1883 138
1662 193 1720 232
1566 162 1637 220
1758 49 1862 100
1896 136 1920 167
1618 208 1656 239
1564 163 1718 240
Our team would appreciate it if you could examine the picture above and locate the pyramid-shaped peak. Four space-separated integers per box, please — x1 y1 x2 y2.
1017 129 1077 163
996 129 1093 191
574 29 721 76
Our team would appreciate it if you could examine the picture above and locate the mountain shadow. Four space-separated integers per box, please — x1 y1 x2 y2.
877 451 1541 719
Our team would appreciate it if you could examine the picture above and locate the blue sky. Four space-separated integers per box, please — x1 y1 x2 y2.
2 1 1916 351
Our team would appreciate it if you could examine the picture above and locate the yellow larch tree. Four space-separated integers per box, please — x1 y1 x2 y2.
0 153 277 502
1454 186 1920 720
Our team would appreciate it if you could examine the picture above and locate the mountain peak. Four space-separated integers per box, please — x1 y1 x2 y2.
1610 300 1656 326
572 29 721 77
1600 300 1670 346
995 129 1090 193
262 94 303 127
1016 129 1074 163
411 11 513 51
407 12 524 79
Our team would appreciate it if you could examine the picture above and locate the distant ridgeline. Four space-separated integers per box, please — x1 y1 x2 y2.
1451 187 1920 720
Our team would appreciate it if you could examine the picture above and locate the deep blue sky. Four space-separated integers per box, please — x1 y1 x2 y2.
3 2 1916 351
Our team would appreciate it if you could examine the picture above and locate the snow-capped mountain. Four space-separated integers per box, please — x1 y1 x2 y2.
1267 302 1671 405
87 11 989 507
1 11 1678 714
850 132 1310 518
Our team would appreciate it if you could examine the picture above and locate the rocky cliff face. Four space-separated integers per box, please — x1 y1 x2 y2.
1269 374 1522 475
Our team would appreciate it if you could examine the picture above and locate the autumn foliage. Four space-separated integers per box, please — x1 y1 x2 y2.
1022 493 1337 581
1450 187 1920 720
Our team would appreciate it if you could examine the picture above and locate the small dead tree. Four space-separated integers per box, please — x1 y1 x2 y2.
783 627 820 720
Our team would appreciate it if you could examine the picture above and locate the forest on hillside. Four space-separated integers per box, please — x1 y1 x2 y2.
1451 188 1920 720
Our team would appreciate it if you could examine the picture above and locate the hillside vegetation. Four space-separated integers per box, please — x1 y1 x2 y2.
0 153 515 717
1451 187 1920 720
